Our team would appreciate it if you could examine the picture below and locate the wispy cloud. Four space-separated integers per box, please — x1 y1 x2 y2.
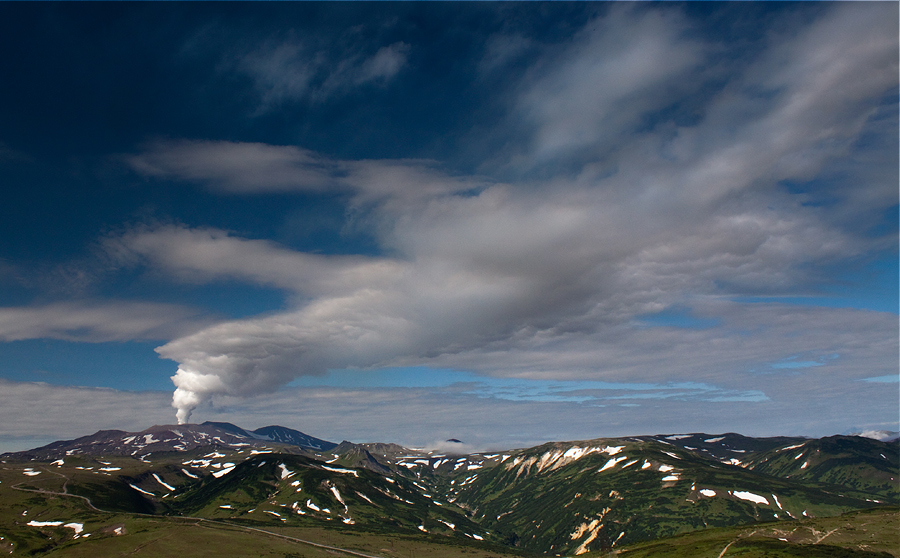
514 5 706 165
125 140 340 193
0 301 210 343
125 139 484 201
232 38 409 111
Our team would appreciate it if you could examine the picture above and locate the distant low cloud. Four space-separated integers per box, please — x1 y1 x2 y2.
2 377 895 452
0 379 172 444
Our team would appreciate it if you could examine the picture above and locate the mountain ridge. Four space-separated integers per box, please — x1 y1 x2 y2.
2 424 896 556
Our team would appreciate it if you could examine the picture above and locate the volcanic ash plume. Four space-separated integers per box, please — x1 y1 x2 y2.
170 368 226 424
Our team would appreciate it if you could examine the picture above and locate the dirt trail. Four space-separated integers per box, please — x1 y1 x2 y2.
717 529 757 558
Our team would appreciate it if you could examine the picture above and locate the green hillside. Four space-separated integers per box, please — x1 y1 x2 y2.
616 506 899 558
1 430 897 556
442 438 897 554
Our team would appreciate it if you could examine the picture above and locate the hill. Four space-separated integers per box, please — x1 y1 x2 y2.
1 426 896 556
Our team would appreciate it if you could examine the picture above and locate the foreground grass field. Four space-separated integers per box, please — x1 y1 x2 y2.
617 507 899 558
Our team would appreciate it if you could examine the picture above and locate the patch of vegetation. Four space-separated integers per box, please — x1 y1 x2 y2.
616 507 899 558
66 480 157 514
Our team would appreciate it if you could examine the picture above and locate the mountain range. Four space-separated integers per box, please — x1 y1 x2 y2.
1 423 897 557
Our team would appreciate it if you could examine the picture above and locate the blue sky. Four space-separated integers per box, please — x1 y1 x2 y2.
0 2 897 451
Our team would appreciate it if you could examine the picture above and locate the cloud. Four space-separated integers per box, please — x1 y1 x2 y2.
346 42 410 85
233 38 409 110
125 140 339 193
513 4 706 165
478 33 533 74
104 224 401 293
113 4 897 427
125 139 485 200
0 301 210 343
3 376 894 453
0 379 172 445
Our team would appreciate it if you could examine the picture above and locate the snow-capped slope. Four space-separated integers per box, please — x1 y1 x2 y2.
2 422 336 460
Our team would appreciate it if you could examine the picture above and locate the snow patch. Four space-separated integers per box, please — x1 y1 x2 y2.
278 463 294 479
733 491 769 505
212 466 235 478
181 468 199 479
153 473 175 491
129 483 155 496
598 456 628 472
330 486 346 506
780 443 805 451
322 465 359 477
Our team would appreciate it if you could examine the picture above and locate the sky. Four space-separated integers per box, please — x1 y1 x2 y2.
0 2 897 453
